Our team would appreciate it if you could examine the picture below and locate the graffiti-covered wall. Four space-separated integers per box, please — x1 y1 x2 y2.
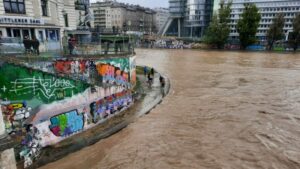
53 57 136 88
0 55 136 168
0 63 90 108
34 86 133 147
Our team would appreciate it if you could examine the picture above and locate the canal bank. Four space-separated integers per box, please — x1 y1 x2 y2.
0 64 170 169
35 68 170 169
40 49 300 169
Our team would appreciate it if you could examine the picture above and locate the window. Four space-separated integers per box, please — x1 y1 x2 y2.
38 30 44 42
48 30 57 41
12 29 21 37
6 28 11 37
4 0 25 14
41 0 48 16
64 13 69 27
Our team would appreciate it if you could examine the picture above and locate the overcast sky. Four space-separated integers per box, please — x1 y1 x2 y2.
91 0 168 8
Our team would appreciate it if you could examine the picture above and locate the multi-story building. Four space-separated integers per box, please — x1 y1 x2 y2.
224 0 300 41
214 0 220 11
0 0 89 51
91 0 156 34
154 8 169 33
160 0 214 38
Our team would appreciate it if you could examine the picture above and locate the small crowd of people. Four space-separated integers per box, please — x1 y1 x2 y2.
23 36 40 55
144 66 165 88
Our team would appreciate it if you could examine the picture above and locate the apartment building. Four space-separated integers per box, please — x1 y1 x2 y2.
91 0 156 34
224 0 300 41
0 0 88 51
154 8 169 33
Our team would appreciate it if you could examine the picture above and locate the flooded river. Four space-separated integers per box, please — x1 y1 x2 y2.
42 49 300 169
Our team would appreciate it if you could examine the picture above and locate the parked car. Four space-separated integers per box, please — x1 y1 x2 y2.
0 37 25 54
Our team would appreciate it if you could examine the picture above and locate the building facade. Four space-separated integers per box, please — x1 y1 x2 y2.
225 0 300 41
0 0 88 52
161 0 214 38
154 8 169 33
91 0 156 34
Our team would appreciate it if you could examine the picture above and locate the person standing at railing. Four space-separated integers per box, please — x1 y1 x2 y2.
23 36 31 54
68 36 75 55
32 36 40 55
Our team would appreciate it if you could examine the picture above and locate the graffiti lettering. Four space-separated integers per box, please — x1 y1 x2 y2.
49 110 84 137
96 63 129 88
90 90 133 123
54 60 87 74
10 77 75 99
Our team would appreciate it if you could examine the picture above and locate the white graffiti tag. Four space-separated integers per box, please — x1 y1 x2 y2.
10 76 75 99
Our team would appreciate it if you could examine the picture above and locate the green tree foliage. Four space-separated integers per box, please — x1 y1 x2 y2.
266 13 285 50
204 0 232 49
289 13 300 51
237 3 261 49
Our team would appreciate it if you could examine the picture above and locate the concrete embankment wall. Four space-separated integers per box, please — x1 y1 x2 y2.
0 61 170 169
0 55 136 168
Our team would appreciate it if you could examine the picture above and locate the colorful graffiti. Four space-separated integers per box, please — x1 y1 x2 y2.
1 101 32 134
96 63 129 88
96 58 130 72
0 56 136 168
54 58 134 88
90 90 133 123
20 125 42 168
0 63 89 107
49 110 84 137
54 60 89 74
95 57 132 88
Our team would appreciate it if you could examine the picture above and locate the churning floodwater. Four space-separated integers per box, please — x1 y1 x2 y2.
42 49 300 169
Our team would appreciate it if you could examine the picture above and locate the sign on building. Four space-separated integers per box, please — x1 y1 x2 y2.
0 16 44 25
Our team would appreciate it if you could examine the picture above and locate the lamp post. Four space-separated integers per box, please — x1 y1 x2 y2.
127 20 133 54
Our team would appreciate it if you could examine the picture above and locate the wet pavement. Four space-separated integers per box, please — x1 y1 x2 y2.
41 49 300 169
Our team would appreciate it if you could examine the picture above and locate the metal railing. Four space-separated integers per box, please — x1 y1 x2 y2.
0 41 134 57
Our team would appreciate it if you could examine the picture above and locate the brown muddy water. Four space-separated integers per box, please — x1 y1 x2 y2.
41 49 300 169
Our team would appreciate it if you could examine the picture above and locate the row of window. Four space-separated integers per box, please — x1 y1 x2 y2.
230 18 296 24
261 7 300 12
229 24 293 29
5 28 59 41
230 29 290 34
234 6 300 13
4 0 48 16
230 12 299 18
261 19 294 23
261 13 298 17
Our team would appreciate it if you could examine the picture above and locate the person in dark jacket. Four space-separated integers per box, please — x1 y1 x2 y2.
23 36 31 54
32 36 40 55
68 36 76 55
151 68 154 76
